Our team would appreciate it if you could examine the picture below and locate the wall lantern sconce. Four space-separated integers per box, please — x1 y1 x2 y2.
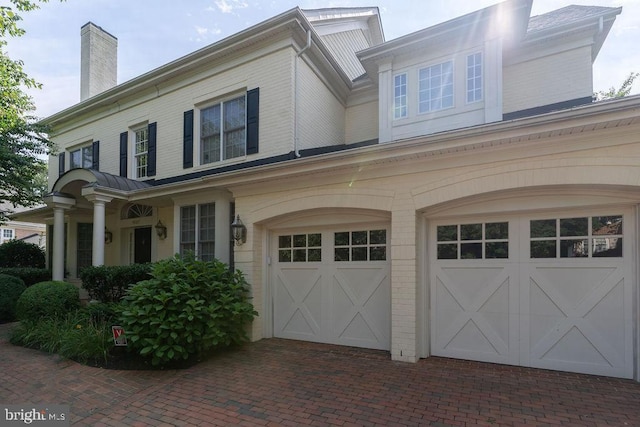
155 220 167 240
231 214 247 246
104 228 113 244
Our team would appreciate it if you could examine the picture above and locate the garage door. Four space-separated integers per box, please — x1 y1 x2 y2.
273 226 390 350
430 209 633 378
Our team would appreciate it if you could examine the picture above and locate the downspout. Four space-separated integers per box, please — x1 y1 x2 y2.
294 28 312 158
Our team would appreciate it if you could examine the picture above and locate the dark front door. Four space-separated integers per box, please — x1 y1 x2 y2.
134 227 152 264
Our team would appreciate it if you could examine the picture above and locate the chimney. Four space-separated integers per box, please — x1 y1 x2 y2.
80 22 117 101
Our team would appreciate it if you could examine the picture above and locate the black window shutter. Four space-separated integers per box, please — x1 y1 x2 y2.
119 132 128 177
147 122 157 177
91 140 100 170
58 152 65 177
183 110 194 169
246 87 259 155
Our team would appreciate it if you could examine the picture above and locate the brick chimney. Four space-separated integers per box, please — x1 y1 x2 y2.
80 22 117 101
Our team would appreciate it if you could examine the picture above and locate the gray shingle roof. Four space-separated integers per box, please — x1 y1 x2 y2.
528 5 619 33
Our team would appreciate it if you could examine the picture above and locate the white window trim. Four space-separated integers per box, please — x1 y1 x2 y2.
196 92 247 167
466 51 483 104
1 228 15 243
417 59 455 115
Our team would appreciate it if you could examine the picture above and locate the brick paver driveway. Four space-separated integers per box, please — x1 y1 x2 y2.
1 323 639 426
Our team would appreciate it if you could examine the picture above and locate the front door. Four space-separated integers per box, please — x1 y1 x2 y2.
134 227 152 264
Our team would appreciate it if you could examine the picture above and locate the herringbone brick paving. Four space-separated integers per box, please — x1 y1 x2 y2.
1 322 639 426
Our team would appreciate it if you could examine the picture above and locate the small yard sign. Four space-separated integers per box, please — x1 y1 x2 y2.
112 325 127 346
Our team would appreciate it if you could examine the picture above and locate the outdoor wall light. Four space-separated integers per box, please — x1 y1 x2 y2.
155 220 167 240
104 228 113 244
231 214 247 246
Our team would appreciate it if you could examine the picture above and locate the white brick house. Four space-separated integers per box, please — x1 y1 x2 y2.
18 0 640 380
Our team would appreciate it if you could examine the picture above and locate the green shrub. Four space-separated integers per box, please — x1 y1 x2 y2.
0 240 45 268
0 268 51 287
85 301 123 324
0 274 26 322
10 310 112 365
15 281 80 322
120 254 257 366
79 264 152 302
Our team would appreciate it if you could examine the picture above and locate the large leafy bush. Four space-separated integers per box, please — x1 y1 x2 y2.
79 264 152 302
0 240 45 268
0 267 50 287
15 281 80 322
0 273 26 322
120 254 257 366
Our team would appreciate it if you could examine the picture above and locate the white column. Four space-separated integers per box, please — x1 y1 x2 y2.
215 198 231 264
84 194 113 267
44 194 76 281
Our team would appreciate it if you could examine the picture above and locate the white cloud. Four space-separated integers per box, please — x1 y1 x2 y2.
213 0 249 14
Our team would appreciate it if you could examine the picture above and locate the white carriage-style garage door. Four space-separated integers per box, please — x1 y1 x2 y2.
273 226 390 350
430 208 633 378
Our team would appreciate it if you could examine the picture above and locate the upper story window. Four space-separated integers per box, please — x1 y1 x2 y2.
393 73 407 119
200 95 246 165
419 60 454 113
70 145 93 169
466 52 483 103
1 228 14 243
134 127 149 178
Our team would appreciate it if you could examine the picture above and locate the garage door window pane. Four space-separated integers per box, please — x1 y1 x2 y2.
437 225 457 241
279 233 321 262
352 231 367 245
486 242 508 259
335 232 349 246
335 229 387 262
352 247 367 261
438 244 457 259
461 224 482 240
593 238 622 257
308 248 322 262
279 249 292 262
592 216 622 235
335 247 349 261
461 243 482 259
560 239 588 258
370 229 386 245
560 217 588 237
308 233 321 247
531 240 556 258
370 246 386 261
293 249 306 262
531 219 556 238
485 222 508 240
279 235 291 248
293 234 306 247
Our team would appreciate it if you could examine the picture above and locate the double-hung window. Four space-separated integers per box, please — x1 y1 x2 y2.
419 60 454 113
180 203 215 261
70 145 93 169
1 228 14 243
466 52 483 103
200 95 246 164
393 73 407 119
134 127 148 179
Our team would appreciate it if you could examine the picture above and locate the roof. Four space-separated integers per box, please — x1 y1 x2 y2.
527 5 620 34
52 169 152 193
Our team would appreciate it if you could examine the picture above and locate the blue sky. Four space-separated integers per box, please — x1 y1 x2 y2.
3 0 639 118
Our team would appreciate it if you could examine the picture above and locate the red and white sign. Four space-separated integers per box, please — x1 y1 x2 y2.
112 326 127 346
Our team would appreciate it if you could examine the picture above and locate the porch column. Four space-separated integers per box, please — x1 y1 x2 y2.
215 198 231 264
84 194 113 266
44 193 76 281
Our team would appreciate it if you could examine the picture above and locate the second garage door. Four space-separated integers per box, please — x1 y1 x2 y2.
273 226 390 350
430 209 633 378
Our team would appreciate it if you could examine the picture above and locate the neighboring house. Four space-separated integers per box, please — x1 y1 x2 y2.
0 203 46 248
17 0 640 380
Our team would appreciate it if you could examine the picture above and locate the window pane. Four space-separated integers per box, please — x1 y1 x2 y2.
201 104 221 164
486 242 508 259
223 96 246 160
593 238 622 257
560 239 588 258
279 249 292 262
293 234 306 247
437 225 457 242
180 206 196 244
485 222 508 240
437 244 457 259
351 247 367 261
352 231 367 245
70 150 81 169
335 232 349 246
293 249 306 262
592 216 622 235
279 235 291 248
531 219 556 238
370 246 386 261
560 217 588 237
308 233 321 247
531 240 556 258
335 247 349 262
82 146 93 168
461 224 482 240
308 248 321 262
370 230 386 245
461 243 482 259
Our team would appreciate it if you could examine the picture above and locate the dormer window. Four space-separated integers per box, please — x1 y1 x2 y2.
466 52 483 103
200 95 246 164
419 61 454 113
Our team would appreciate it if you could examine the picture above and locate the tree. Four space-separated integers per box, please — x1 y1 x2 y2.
594 71 639 101
0 1 57 223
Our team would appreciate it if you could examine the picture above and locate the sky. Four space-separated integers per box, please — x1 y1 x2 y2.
3 0 639 119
